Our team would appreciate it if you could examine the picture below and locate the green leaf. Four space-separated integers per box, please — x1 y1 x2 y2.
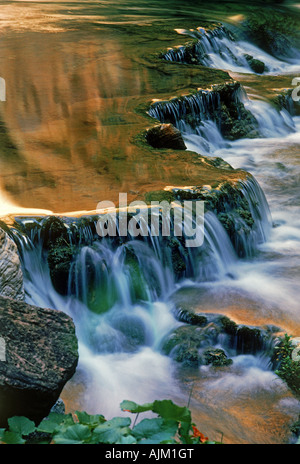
152 400 191 424
2 431 26 444
8 416 36 436
117 435 137 444
120 400 154 414
132 417 178 444
53 424 92 444
37 413 67 434
75 411 106 427
93 417 132 444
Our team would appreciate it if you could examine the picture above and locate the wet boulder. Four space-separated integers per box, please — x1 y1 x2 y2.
47 236 76 296
244 54 266 74
162 313 277 368
145 123 187 150
162 323 227 368
0 296 78 427
162 325 203 367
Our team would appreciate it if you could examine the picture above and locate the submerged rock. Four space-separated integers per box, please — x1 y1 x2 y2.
0 228 24 301
145 123 187 150
0 296 78 427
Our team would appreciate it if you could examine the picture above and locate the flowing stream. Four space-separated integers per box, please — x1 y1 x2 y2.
1 0 300 444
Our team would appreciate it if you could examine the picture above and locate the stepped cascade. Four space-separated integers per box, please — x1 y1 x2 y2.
0 0 299 444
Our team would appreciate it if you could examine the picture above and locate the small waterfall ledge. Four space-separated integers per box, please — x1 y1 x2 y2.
147 81 297 152
4 173 274 364
161 23 300 74
8 170 271 309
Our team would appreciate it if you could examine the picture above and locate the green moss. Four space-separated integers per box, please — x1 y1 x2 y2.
244 54 266 74
144 190 176 204
243 11 300 58
219 316 238 336
202 347 233 367
124 248 149 303
47 236 76 296
236 326 264 354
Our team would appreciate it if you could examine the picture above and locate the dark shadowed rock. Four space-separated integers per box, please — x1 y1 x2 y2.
146 123 187 150
0 296 78 427
244 54 266 74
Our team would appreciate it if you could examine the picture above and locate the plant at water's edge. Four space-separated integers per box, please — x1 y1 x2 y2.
274 334 300 398
274 334 300 444
0 399 219 444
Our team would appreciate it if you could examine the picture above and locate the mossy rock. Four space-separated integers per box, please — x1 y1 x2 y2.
162 325 203 367
236 326 264 354
219 315 238 336
162 323 222 368
243 12 299 59
42 216 69 249
244 54 266 74
174 306 208 326
202 347 233 367
47 236 76 295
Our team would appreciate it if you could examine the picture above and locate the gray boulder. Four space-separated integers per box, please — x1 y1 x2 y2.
0 229 24 301
0 296 78 427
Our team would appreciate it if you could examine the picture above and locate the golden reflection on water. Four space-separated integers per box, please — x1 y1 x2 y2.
0 24 241 214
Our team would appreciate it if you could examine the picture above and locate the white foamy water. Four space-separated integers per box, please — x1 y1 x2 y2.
166 26 300 75
182 99 300 326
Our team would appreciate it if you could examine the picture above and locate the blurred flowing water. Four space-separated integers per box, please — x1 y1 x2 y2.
1 0 300 444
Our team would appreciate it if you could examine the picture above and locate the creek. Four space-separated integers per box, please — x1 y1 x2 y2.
1 0 300 444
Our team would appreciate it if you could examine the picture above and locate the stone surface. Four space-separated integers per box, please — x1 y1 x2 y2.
145 123 187 150
0 229 24 301
244 54 266 74
0 296 78 426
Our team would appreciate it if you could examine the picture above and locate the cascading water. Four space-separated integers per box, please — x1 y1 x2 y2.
148 79 300 323
1 1 299 442
9 206 243 418
163 24 300 74
148 83 297 157
145 70 300 442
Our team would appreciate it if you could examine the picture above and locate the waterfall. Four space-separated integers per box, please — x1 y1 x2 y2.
162 25 300 74
7 207 243 416
11 205 238 305
148 83 297 156
148 83 250 155
236 177 272 255
9 207 239 338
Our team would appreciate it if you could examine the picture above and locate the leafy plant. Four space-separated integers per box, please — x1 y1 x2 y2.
0 399 218 445
274 334 300 444
274 334 300 398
